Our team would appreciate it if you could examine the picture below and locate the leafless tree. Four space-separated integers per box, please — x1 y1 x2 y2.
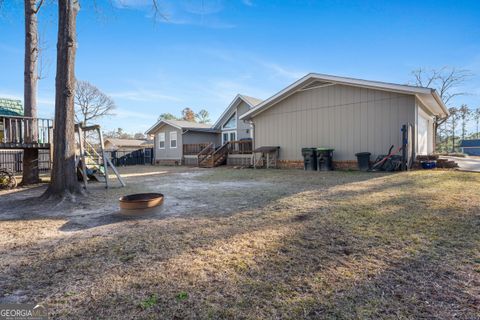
411 67 472 106
411 67 473 150
21 0 44 186
74 80 115 126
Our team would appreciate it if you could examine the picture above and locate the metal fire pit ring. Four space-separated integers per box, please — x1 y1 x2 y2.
119 193 164 216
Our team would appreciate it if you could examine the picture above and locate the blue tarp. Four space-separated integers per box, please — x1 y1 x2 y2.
460 139 480 148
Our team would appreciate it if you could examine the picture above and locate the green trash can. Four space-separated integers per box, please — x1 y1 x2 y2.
301 148 317 170
316 148 334 171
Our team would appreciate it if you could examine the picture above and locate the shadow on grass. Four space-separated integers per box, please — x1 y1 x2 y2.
0 169 479 318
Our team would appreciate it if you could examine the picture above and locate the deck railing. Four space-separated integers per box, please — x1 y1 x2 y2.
183 143 211 155
227 140 253 154
0 116 53 145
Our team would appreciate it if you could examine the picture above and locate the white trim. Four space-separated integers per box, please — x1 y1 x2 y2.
298 82 335 92
222 111 237 130
213 94 259 129
146 119 183 135
222 130 237 144
158 132 165 149
240 73 449 120
170 131 178 149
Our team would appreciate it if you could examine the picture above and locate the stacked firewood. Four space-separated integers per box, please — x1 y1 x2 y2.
413 155 459 169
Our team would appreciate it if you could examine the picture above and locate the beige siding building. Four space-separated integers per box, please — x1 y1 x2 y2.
241 73 447 166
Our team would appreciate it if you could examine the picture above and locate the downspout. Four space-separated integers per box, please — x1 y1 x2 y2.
249 119 256 167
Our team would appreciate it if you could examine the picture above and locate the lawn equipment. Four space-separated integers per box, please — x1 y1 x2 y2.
0 167 17 189
370 145 404 172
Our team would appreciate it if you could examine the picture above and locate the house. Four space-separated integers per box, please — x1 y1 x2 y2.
0 98 24 143
460 139 480 156
104 138 154 151
240 73 448 169
146 95 262 166
213 94 262 144
145 119 220 165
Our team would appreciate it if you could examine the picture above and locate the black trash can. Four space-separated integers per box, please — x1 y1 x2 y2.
301 148 317 171
355 152 371 171
316 148 334 171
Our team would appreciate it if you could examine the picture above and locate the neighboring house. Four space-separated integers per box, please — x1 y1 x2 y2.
146 95 262 166
240 73 448 168
460 139 480 156
146 119 220 165
104 138 153 151
0 98 24 143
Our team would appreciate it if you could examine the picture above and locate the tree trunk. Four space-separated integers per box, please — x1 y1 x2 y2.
21 0 40 185
43 0 81 199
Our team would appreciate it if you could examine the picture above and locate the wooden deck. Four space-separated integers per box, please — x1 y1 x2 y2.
0 116 53 149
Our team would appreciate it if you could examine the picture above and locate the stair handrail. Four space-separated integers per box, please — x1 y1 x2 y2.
197 142 214 165
212 142 229 166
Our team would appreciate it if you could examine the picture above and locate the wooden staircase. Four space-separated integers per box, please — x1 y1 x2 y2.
198 142 229 168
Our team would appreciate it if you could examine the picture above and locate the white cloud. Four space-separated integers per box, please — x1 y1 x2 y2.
242 0 254 6
109 89 182 102
114 108 156 120
256 60 305 80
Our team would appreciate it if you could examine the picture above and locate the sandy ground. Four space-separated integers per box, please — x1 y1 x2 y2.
0 166 479 319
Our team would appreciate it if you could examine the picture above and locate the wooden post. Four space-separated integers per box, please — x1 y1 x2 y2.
97 127 109 189
77 125 88 189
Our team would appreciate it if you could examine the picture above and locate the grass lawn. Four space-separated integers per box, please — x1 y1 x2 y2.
0 167 479 319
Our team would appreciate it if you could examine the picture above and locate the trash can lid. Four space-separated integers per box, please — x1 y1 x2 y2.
317 148 334 151
302 147 317 151
355 152 371 156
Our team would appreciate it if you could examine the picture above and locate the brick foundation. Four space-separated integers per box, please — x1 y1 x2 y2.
277 160 359 170
333 160 358 170
277 160 304 169
155 159 181 166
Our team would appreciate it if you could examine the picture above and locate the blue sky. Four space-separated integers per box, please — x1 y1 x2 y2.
1 0 479 133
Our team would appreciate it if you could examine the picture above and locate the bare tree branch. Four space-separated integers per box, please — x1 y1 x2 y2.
74 80 116 125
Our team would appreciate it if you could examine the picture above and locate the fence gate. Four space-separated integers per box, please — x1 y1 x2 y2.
107 148 153 166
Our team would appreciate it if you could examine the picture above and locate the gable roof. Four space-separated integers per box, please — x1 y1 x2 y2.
145 119 213 135
460 139 480 148
240 73 449 120
213 94 263 129
104 138 153 148
0 98 24 116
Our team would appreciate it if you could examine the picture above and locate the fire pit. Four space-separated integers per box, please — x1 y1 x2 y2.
119 193 164 216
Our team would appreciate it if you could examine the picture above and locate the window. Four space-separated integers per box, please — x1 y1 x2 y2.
222 131 236 144
170 131 177 148
158 132 165 149
223 112 236 129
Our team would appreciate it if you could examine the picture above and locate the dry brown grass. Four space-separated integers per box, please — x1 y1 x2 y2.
0 167 479 319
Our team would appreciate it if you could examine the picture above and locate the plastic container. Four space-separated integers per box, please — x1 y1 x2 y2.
301 148 317 170
355 152 371 171
316 148 334 171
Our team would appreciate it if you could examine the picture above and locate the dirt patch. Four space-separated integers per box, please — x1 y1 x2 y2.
0 167 479 319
